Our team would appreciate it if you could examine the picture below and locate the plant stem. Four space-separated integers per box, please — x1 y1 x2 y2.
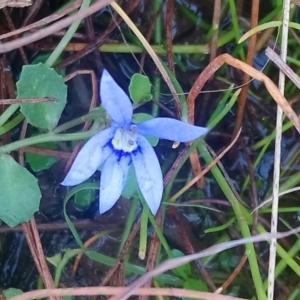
198 141 267 300
0 125 101 154
0 113 24 135
45 0 92 67
0 104 20 127
98 43 209 53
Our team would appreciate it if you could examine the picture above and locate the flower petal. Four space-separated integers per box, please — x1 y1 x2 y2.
99 153 131 214
100 69 133 126
137 118 209 142
131 135 163 214
61 127 115 186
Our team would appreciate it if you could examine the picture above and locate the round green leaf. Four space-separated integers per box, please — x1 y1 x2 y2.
183 278 208 300
0 154 41 227
171 249 191 279
3 288 23 299
129 73 152 104
17 63 67 130
74 186 96 206
25 141 58 172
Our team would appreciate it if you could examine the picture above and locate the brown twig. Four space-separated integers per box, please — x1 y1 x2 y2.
0 97 57 104
231 0 259 149
266 46 300 89
169 206 217 291
0 0 82 40
186 53 300 134
0 0 113 53
2 7 28 64
55 0 140 71
0 55 15 144
0 219 109 233
85 15 102 71
22 220 59 300
20 0 44 28
8 286 249 300
89 218 141 300
218 253 248 292
186 198 231 207
22 146 72 159
209 0 221 62
18 118 58 300
170 129 241 201
163 147 189 186
110 227 300 300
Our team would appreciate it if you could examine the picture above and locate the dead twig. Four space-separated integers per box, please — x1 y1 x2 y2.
0 0 113 53
186 53 300 135
109 227 300 300
231 0 259 148
0 0 82 40
209 0 221 61
8 286 249 300
0 97 57 104
266 46 300 90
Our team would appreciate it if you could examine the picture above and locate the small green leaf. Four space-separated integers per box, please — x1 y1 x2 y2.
129 73 152 104
171 249 191 279
17 63 67 130
46 253 62 267
133 113 158 146
183 278 208 300
218 250 239 272
74 183 96 206
3 288 23 298
25 142 57 172
187 189 205 200
31 54 65 77
0 154 41 227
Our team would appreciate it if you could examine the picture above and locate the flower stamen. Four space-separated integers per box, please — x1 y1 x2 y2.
112 125 138 152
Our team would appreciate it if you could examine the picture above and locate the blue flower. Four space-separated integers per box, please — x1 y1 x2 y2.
61 70 208 215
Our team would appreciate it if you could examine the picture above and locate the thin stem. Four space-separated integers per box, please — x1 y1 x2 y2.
45 0 92 67
268 2 290 299
139 204 149 260
0 113 24 136
0 104 20 127
198 142 267 300
0 124 101 154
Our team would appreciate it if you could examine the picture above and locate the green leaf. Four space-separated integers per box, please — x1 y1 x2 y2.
74 182 96 206
0 154 41 227
31 53 65 77
17 63 67 130
183 278 208 300
133 113 158 146
46 253 62 268
3 288 23 298
129 73 152 104
171 249 191 280
25 141 57 172
54 249 82 286
218 250 239 272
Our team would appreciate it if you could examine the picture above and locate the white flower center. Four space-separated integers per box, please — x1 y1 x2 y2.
112 125 138 152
